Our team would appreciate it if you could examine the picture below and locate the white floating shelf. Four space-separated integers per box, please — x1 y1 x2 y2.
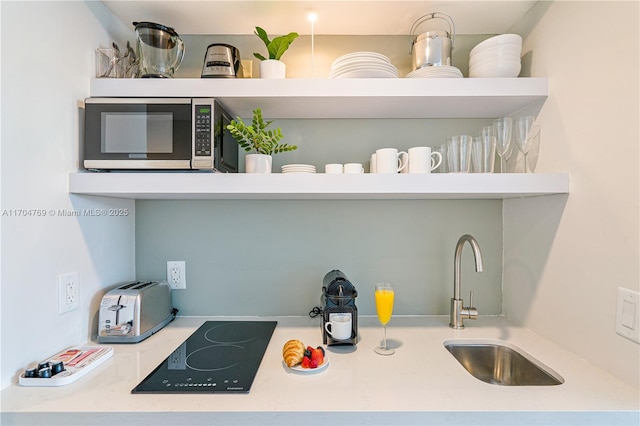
89 78 548 119
69 172 570 201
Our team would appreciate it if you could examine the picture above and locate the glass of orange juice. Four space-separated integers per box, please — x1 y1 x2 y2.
374 283 395 355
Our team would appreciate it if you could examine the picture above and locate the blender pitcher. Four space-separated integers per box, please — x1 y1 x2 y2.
133 21 185 78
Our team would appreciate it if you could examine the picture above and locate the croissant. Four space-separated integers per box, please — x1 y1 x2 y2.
282 339 305 367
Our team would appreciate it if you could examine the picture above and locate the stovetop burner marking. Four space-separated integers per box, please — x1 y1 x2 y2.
185 344 245 372
203 322 263 344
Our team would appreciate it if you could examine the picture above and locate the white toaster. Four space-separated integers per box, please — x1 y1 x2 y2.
98 281 176 343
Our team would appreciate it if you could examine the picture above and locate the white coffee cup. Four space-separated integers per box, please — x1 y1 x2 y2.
370 153 377 173
324 313 352 340
325 163 343 174
375 148 408 174
344 163 364 174
408 146 443 174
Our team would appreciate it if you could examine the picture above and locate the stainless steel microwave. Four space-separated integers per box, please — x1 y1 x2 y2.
83 98 238 172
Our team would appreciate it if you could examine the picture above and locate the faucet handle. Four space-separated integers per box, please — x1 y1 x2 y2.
466 290 478 320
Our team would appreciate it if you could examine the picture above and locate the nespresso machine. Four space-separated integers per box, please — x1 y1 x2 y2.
321 270 358 345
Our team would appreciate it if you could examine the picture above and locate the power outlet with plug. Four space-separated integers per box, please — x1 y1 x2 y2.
166 261 186 289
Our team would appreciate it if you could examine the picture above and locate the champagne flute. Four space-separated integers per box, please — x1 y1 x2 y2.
493 117 513 173
515 116 537 173
374 283 395 355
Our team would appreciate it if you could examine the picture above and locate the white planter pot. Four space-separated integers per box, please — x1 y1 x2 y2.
259 60 286 79
245 154 272 173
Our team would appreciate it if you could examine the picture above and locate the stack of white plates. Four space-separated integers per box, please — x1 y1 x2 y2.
329 52 398 79
469 34 522 78
405 65 463 79
281 164 316 174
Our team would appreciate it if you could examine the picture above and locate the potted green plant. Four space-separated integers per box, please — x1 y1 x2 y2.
226 108 297 173
253 26 299 79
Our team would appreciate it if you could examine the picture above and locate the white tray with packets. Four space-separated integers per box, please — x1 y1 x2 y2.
18 345 113 387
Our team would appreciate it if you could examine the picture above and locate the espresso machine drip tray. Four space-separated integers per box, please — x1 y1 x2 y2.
132 321 276 394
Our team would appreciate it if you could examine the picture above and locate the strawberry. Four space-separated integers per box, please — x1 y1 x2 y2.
311 347 324 366
310 358 319 368
301 356 311 369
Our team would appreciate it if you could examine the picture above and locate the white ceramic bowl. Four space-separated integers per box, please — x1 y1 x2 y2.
470 34 523 56
469 52 521 68
469 60 521 78
469 44 522 60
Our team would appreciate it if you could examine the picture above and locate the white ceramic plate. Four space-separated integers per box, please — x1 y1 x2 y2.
282 164 316 171
331 68 398 79
331 51 390 68
332 62 397 72
330 63 398 78
406 66 462 78
286 358 329 374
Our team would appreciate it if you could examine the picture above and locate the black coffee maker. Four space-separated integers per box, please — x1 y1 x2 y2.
321 270 358 346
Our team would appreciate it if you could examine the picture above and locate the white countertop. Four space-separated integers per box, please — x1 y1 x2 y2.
2 316 639 425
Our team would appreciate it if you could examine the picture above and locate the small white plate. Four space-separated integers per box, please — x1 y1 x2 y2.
286 358 329 374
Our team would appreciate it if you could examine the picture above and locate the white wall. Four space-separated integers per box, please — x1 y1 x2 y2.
504 1 639 387
0 2 136 390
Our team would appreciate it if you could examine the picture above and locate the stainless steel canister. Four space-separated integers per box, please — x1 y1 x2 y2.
409 12 455 70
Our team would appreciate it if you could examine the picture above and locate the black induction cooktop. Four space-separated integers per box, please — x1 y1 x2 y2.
132 321 277 394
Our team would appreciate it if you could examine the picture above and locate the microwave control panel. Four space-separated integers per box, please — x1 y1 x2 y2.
194 104 212 157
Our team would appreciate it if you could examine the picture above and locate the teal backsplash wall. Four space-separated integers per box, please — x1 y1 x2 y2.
135 199 502 316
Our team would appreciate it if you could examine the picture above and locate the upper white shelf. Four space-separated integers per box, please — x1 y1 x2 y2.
89 78 548 119
69 172 570 201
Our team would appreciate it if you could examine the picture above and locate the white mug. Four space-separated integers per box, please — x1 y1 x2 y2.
344 163 364 174
408 146 442 174
325 163 343 174
324 313 352 340
375 148 408 174
370 153 377 173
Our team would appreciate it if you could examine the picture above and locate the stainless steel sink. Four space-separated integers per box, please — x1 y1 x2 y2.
444 339 564 386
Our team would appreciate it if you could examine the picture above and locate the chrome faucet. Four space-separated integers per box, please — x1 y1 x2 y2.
450 234 484 329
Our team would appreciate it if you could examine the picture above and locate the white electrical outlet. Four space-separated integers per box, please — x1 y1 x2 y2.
58 272 79 315
166 261 186 289
616 287 640 344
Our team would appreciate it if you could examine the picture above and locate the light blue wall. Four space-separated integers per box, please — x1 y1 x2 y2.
135 199 502 316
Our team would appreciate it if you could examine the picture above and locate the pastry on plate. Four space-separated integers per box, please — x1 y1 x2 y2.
282 339 305 367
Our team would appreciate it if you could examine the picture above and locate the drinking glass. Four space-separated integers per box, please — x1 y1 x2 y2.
374 283 395 355
493 117 513 173
472 135 496 173
436 144 448 173
446 135 473 173
515 116 537 173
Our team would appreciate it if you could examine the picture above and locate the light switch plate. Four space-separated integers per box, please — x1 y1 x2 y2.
615 287 640 344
